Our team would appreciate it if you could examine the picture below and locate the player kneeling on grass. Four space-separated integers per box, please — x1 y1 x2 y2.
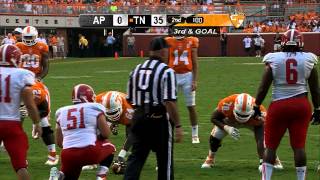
49 84 116 180
83 91 134 174
201 93 283 171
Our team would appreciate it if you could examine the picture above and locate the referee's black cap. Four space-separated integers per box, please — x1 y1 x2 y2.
149 37 169 51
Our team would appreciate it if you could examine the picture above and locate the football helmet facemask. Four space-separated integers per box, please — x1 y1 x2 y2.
22 26 38 46
102 91 123 122
233 93 254 123
72 84 96 104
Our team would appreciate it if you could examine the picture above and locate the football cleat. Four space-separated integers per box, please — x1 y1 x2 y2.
48 167 60 180
45 155 59 166
201 156 215 168
274 157 284 170
192 136 200 144
82 164 98 170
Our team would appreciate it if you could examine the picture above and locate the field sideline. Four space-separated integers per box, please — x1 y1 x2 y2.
0 57 319 180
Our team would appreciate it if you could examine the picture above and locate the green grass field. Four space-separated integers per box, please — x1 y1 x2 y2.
0 57 319 180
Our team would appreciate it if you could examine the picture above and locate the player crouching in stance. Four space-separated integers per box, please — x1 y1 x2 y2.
83 91 134 174
201 93 283 171
96 91 134 174
49 84 116 180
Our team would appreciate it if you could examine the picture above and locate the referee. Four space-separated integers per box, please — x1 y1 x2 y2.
124 37 184 180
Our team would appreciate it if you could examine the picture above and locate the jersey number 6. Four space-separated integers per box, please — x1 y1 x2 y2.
286 58 298 84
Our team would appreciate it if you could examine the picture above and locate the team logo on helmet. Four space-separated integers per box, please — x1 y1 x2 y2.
102 91 123 123
72 84 96 104
22 26 38 46
281 29 304 49
233 93 254 123
0 44 22 67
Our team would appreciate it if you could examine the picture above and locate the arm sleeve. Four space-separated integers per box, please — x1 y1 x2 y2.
162 69 177 101
20 70 35 88
43 43 49 53
55 109 61 125
38 100 49 118
126 70 134 103
192 37 199 48
262 53 274 65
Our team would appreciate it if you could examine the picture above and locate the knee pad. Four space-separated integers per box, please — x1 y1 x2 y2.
209 135 222 153
41 126 54 145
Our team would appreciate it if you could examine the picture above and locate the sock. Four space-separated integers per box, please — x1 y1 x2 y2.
296 166 306 180
118 149 127 159
192 125 198 137
208 150 216 158
48 144 56 157
261 163 273 180
259 159 263 165
96 166 109 176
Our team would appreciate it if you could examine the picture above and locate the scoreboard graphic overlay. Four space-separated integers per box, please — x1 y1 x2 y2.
79 14 245 36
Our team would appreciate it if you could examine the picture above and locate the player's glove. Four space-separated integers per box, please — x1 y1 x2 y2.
19 105 28 119
223 125 240 141
253 105 262 118
110 123 119 135
112 157 127 174
311 109 320 125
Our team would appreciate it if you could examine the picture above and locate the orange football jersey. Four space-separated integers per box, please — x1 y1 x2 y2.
16 41 49 76
31 81 50 114
96 91 133 126
165 36 199 74
217 94 266 127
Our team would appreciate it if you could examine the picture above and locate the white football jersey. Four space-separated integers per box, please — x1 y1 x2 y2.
0 67 35 121
263 52 318 101
56 102 106 149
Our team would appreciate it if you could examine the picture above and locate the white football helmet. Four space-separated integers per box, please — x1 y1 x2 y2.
102 91 123 122
233 93 254 123
14 27 23 34
22 26 38 46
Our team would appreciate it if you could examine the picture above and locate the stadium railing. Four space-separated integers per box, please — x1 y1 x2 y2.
0 3 269 16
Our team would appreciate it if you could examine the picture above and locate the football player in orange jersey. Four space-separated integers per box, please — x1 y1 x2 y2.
165 36 200 144
85 91 133 174
31 81 58 166
16 26 49 80
201 93 283 172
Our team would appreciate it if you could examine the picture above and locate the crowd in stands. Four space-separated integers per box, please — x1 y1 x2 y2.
243 11 320 33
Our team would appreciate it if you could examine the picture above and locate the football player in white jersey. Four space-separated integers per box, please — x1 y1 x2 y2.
254 29 319 180
49 84 116 180
0 44 41 180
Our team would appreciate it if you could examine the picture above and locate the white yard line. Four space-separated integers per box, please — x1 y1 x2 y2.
49 75 93 79
95 70 129 73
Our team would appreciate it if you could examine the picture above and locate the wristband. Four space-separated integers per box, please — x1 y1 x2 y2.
175 125 182 128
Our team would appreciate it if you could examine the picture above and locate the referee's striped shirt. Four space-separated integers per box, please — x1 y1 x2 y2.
126 58 177 107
